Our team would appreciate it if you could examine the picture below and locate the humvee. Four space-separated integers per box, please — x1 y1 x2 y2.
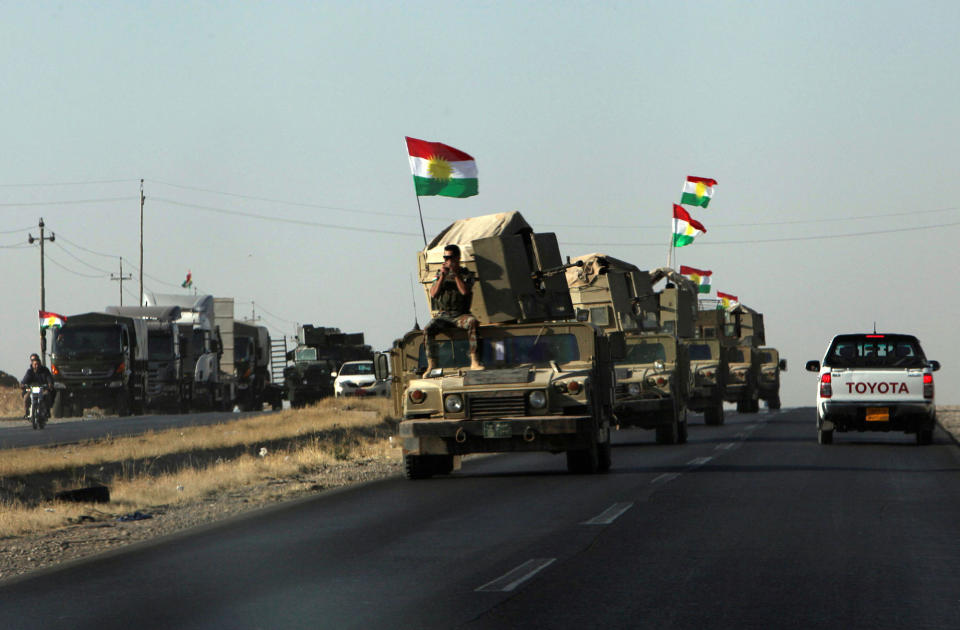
757 347 786 410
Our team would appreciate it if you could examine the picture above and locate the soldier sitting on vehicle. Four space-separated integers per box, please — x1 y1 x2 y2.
21 353 54 418
423 244 483 371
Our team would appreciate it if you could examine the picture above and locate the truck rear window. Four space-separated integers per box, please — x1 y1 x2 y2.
825 335 927 369
687 344 712 360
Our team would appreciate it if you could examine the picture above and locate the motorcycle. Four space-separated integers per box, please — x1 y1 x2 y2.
24 385 50 430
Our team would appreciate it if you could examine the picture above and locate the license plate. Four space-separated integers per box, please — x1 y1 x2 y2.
865 407 889 422
482 421 513 439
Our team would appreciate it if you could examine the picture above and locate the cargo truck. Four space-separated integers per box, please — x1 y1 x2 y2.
106 305 185 412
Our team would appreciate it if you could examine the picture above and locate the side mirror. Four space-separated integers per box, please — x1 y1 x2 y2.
374 353 391 381
929 360 941 372
779 359 788 371
805 360 820 372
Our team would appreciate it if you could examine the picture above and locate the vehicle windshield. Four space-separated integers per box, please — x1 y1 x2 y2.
688 344 712 360
339 362 374 376
191 330 207 357
417 333 581 369
296 347 318 361
729 349 747 362
760 351 777 364
621 341 667 364
825 335 927 368
52 326 121 357
148 332 174 361
235 337 253 362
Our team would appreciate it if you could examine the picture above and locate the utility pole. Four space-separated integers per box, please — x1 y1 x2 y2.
111 257 132 305
139 179 145 305
28 217 55 362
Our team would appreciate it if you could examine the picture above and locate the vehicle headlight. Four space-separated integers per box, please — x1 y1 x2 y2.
444 394 463 413
528 390 547 409
627 383 641 396
654 360 665 371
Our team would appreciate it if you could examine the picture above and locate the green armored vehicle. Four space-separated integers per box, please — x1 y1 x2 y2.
50 312 148 417
757 347 786 410
284 325 372 408
381 212 621 478
566 255 696 444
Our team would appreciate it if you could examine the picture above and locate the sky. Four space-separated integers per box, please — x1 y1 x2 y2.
1 1 957 407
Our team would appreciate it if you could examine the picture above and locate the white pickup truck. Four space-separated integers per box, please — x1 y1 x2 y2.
806 333 940 445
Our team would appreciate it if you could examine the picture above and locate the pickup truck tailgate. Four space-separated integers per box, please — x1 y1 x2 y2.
829 368 927 402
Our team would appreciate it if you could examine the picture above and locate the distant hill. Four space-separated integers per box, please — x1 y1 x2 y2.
0 370 19 387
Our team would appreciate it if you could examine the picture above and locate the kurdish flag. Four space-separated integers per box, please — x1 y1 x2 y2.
672 204 707 247
717 291 739 309
680 176 717 208
181 271 192 288
406 136 478 198
39 310 66 329
679 265 712 294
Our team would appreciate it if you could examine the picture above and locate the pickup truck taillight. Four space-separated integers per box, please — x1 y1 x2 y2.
923 373 934 399
819 373 832 398
115 362 125 375
50 364 59 376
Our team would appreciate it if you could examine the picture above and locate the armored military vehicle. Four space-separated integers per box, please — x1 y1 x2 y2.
757 347 786 410
724 303 766 413
566 255 695 444
380 212 621 478
284 325 372 408
49 312 148 417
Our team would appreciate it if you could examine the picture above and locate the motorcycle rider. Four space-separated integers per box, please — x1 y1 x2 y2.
21 353 54 418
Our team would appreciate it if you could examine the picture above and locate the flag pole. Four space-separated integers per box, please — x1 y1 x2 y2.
415 194 427 247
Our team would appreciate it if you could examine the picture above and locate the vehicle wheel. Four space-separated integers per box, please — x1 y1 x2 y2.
432 455 454 475
655 419 680 445
597 438 612 472
52 392 64 418
736 400 745 413
31 412 39 430
678 417 689 444
566 438 600 474
916 429 933 445
767 396 781 411
116 391 132 417
818 428 833 444
404 454 435 480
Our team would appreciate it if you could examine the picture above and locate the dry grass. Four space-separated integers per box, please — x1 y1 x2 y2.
0 397 397 538
0 386 22 418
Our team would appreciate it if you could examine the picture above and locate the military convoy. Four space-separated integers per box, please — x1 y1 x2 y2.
374 211 787 478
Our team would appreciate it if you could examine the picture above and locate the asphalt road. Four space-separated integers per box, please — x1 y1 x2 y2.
0 409 271 450
2 407 959 630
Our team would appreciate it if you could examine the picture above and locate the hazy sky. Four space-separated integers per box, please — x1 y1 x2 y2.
2 1 957 406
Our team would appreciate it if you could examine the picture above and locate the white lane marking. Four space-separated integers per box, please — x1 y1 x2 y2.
475 558 556 592
687 456 713 468
651 472 681 484
715 442 736 451
582 502 633 525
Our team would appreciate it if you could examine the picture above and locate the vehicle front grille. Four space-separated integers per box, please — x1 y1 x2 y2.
469 394 526 419
59 368 115 379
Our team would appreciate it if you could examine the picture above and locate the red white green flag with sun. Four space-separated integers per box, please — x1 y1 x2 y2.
406 137 478 198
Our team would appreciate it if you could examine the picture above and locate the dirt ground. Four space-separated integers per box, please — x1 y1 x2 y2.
1 405 958 584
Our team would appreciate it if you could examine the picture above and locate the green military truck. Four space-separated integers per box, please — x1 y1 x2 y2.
234 321 283 411
381 212 621 478
683 336 728 426
49 312 148 417
284 325 372 408
757 347 786 410
566 255 696 444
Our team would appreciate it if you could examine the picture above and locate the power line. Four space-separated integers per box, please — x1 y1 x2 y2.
150 196 423 236
0 241 32 249
0 197 135 207
55 233 122 259
45 252 109 278
50 242 115 274
559 218 960 247
0 178 139 188
0 226 33 234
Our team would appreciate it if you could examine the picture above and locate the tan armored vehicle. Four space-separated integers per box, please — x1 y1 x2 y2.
566 255 696 443
722 303 765 413
378 212 621 479
757 347 786 410
683 335 728 426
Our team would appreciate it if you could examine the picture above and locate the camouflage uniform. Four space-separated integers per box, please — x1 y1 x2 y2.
424 267 479 363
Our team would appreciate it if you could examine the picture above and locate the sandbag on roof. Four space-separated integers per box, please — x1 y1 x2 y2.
423 211 531 263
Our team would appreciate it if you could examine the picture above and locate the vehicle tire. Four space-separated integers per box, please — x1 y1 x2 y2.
597 438 612 472
817 427 833 444
116 391 132 417
678 417 688 444
432 455 454 476
52 391 64 419
705 401 725 426
916 428 933 445
655 418 679 445
566 438 600 474
404 454 435 480
767 396 781 411
736 400 746 413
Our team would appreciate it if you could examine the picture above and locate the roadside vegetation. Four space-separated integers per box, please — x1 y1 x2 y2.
0 393 397 538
